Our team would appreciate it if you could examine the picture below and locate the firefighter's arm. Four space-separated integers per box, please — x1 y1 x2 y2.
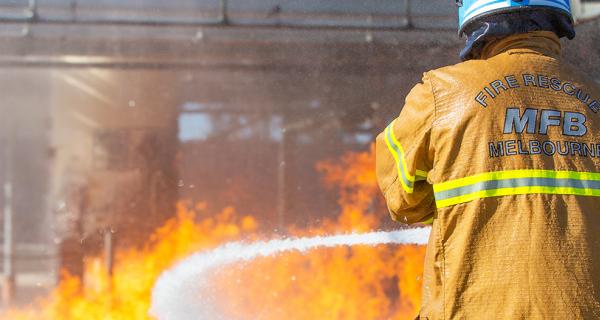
376 74 435 224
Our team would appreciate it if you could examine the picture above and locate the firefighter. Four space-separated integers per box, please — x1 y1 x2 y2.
376 1 600 318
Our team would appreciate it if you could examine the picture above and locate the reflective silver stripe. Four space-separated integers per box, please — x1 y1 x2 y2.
435 177 600 201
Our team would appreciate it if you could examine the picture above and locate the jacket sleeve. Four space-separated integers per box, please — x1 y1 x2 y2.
376 74 435 224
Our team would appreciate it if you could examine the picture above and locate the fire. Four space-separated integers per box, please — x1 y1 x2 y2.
4 146 426 320
4 203 259 320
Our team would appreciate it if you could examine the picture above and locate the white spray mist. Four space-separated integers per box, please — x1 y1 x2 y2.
149 227 431 320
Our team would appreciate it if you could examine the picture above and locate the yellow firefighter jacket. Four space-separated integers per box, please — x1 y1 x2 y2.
376 31 600 319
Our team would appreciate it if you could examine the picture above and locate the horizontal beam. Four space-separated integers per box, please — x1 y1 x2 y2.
0 0 455 30
0 14 455 31
0 22 460 71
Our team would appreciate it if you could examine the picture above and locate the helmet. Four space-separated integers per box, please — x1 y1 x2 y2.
457 0 573 37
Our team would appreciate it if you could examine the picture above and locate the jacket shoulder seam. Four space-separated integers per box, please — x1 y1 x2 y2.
424 72 437 128
424 72 438 173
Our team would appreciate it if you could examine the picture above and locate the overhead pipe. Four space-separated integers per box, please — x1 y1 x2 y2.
219 0 229 25
0 0 453 31
0 15 417 30
2 118 15 306
28 0 38 20
405 0 413 29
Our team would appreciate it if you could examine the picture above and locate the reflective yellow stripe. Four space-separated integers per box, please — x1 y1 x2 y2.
389 124 428 180
421 216 434 225
384 125 412 193
434 169 600 208
388 122 414 182
383 120 429 193
433 169 600 193
416 169 428 179
436 185 600 208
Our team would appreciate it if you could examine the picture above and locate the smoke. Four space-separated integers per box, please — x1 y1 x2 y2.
149 227 431 320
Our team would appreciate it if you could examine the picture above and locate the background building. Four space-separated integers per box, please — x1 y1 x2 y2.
0 0 598 307
574 0 600 19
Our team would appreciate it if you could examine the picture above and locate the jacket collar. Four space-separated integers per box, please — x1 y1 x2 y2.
480 31 562 59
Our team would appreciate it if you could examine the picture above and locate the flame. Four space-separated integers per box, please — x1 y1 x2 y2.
4 145 426 319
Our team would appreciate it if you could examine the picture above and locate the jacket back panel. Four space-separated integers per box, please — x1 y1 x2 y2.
423 48 600 319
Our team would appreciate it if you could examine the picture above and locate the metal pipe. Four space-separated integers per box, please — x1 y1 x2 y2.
0 58 437 73
276 127 287 231
104 230 114 278
0 15 423 29
28 0 38 20
219 0 229 25
0 10 453 30
2 120 15 306
405 0 413 29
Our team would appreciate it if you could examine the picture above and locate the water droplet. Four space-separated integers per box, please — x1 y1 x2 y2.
128 100 136 108
56 201 66 210
177 180 184 187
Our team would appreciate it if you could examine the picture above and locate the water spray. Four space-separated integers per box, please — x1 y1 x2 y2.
149 227 431 320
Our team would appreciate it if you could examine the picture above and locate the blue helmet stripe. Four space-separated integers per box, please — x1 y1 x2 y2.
463 0 505 17
462 2 510 25
464 0 571 18
459 0 573 32
530 0 570 10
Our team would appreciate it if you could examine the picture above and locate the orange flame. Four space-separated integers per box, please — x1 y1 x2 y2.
4 146 426 320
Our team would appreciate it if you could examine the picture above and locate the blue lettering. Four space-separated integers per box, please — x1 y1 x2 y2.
571 142 582 156
556 141 569 155
577 90 591 104
529 140 542 154
539 110 561 135
542 141 556 155
582 143 594 157
588 100 600 113
491 80 508 95
517 140 529 155
538 75 550 88
563 112 587 137
475 92 488 107
550 78 562 91
489 141 504 157
523 74 536 87
504 108 538 134
484 87 496 98
563 82 576 95
505 75 520 88
505 140 517 155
